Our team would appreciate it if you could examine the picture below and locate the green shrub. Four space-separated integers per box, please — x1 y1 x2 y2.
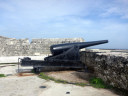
89 77 112 88
0 74 6 77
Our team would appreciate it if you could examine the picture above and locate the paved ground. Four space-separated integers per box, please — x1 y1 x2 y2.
39 81 118 96
0 65 119 96
0 76 46 96
0 76 118 96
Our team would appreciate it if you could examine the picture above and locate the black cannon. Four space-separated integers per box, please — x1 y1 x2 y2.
20 40 108 73
45 40 108 61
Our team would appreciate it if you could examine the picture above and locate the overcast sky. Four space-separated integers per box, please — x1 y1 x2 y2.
0 0 128 49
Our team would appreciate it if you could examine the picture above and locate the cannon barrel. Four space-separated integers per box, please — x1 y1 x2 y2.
50 40 108 56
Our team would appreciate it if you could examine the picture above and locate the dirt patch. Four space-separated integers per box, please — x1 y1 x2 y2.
44 71 94 83
17 73 37 76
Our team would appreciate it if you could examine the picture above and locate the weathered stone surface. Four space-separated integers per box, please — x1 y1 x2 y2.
0 36 84 56
80 50 128 90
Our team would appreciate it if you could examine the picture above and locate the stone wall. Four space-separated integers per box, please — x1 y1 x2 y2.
0 36 84 56
0 36 30 56
80 50 128 90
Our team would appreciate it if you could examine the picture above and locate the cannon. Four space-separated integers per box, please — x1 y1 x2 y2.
45 40 108 61
20 40 108 73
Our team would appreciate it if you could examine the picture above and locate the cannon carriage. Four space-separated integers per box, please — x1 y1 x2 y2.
20 40 108 73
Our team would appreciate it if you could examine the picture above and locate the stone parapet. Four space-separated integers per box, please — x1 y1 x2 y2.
80 49 128 90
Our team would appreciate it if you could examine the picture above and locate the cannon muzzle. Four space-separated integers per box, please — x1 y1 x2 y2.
50 40 108 55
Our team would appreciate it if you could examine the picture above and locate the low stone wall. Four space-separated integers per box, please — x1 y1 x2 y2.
80 50 128 90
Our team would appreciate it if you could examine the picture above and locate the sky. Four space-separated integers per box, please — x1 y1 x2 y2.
0 0 128 49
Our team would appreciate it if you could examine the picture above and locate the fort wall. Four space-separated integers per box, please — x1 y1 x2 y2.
80 49 128 90
0 36 84 56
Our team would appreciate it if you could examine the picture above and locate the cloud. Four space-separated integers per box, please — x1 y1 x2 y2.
0 0 128 49
100 0 128 19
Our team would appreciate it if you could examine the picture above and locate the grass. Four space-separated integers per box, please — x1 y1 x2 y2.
74 82 87 87
0 74 6 77
39 72 55 80
89 77 112 88
39 72 114 88
89 77 128 96
39 72 87 87
38 72 128 95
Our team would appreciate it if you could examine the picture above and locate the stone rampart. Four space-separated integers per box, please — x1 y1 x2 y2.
0 36 84 56
80 49 128 90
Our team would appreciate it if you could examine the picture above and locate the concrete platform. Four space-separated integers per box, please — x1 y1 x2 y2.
0 55 48 63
